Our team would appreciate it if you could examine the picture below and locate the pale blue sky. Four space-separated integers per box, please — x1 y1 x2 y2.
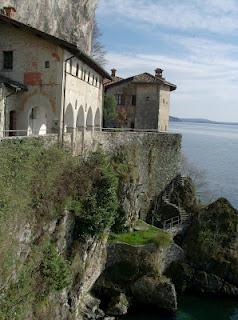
97 0 238 122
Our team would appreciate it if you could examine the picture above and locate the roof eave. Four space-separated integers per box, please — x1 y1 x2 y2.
0 74 28 91
105 76 134 89
0 14 111 80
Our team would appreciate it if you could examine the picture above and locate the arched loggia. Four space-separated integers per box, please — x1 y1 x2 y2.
86 107 93 131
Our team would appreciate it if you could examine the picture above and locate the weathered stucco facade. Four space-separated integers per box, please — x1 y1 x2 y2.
0 22 63 135
0 12 109 137
105 69 176 132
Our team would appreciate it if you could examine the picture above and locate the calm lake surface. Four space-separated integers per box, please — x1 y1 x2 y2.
125 295 238 320
170 122 238 209
125 123 238 320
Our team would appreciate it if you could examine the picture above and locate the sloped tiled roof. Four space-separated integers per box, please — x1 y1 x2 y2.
105 72 176 91
103 75 123 86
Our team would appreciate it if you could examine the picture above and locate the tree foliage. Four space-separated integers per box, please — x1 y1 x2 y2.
91 19 107 66
103 94 117 127
0 140 119 318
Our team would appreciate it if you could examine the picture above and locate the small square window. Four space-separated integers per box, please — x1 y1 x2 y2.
3 51 13 70
45 61 50 68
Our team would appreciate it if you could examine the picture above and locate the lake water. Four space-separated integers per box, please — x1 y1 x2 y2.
125 295 238 320
125 123 238 320
170 122 238 209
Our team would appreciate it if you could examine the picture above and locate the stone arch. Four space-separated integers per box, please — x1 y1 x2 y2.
26 94 51 136
94 108 101 130
76 105 85 130
65 103 74 133
86 107 93 131
28 106 47 136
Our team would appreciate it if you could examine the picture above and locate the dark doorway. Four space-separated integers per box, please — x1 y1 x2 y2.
9 110 16 136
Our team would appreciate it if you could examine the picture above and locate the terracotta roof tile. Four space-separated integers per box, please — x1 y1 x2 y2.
105 72 176 91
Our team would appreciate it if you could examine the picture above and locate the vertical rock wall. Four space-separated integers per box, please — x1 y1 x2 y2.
0 0 98 54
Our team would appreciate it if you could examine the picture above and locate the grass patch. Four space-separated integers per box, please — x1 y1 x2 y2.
110 221 171 247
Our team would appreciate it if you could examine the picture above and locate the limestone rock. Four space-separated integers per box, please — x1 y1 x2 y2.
106 293 129 316
76 294 105 320
0 0 98 53
161 243 185 274
193 271 238 297
133 220 150 231
182 198 238 289
131 276 177 312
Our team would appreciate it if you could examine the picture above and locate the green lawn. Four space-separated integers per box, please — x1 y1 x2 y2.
110 220 172 248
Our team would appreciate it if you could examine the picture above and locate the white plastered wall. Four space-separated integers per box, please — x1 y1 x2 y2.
63 51 103 133
158 85 171 132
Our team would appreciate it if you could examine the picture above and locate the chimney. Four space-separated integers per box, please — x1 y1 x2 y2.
155 68 164 79
111 68 117 78
1 6 16 19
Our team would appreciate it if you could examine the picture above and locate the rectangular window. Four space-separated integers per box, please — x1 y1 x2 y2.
76 63 79 77
132 95 136 106
69 59 73 74
45 61 50 68
30 107 38 120
115 94 122 105
3 51 13 70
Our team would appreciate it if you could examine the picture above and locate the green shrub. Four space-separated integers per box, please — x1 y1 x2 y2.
110 148 139 232
0 241 71 319
39 242 71 295
72 150 119 236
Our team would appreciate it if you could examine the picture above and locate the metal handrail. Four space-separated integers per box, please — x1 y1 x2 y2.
163 215 181 230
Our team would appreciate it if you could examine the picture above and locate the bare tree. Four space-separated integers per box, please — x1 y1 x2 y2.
182 154 215 204
91 19 107 67
182 154 207 189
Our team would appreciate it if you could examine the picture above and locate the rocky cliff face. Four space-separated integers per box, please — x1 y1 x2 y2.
1 0 97 53
167 198 238 297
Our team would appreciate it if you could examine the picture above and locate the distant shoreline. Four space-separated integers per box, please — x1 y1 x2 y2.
170 116 238 126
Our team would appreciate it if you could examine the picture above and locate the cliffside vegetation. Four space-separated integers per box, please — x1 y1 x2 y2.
0 139 121 319
110 220 171 247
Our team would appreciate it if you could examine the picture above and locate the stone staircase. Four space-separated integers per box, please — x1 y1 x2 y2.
152 175 191 231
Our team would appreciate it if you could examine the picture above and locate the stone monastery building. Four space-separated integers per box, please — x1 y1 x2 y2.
0 7 111 138
105 68 176 132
